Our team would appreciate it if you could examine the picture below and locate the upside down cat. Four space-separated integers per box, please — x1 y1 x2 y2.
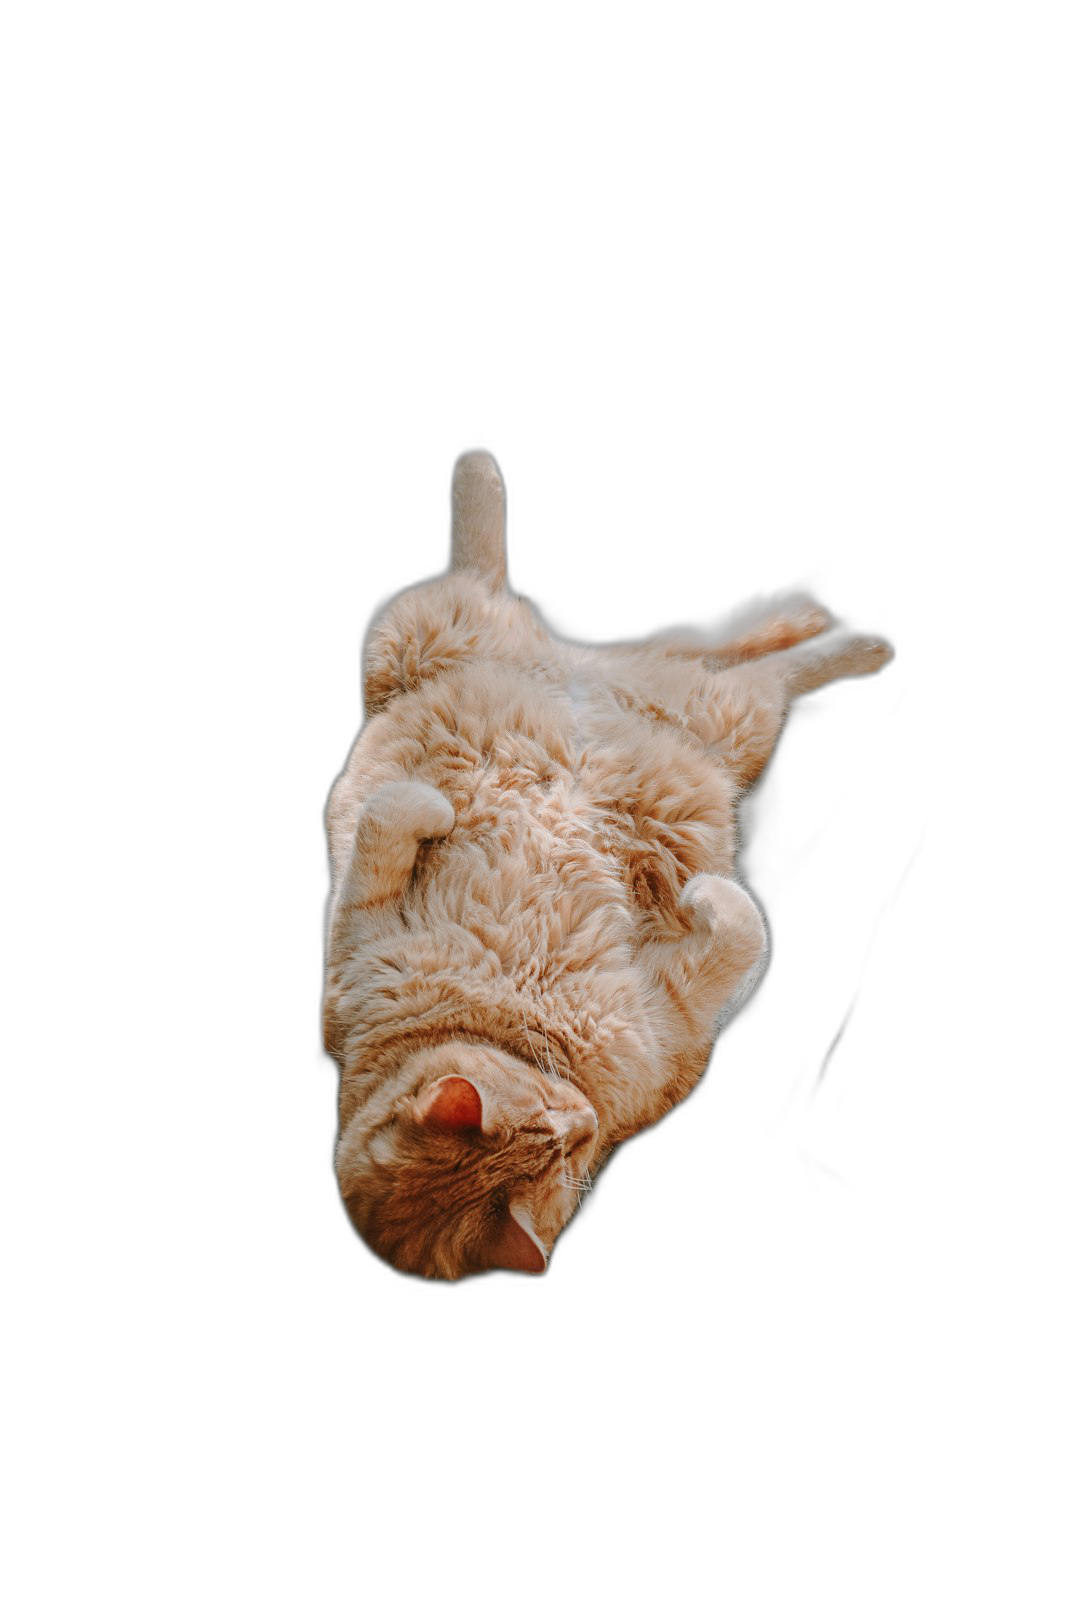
324 452 892 1278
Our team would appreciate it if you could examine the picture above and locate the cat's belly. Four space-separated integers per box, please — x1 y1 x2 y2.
393 660 739 942
569 673 739 926
345 658 739 928
334 659 737 1108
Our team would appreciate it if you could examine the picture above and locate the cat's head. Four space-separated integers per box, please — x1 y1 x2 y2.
336 1041 599 1279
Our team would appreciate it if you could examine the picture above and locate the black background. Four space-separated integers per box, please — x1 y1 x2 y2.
233 319 958 1367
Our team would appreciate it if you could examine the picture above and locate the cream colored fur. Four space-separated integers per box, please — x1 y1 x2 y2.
324 452 892 1278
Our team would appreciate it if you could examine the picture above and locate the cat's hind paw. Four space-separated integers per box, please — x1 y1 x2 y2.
782 629 895 696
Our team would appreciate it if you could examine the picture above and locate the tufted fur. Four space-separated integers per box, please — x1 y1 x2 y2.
324 451 892 1279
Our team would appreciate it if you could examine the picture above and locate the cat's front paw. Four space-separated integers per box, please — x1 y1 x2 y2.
677 874 766 957
369 780 456 842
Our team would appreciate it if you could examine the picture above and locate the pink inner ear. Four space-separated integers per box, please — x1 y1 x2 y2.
486 1207 547 1274
416 1075 484 1134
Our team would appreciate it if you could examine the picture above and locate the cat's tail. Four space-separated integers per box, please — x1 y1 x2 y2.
451 450 507 590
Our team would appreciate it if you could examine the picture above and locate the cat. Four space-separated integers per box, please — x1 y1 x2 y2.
324 451 893 1279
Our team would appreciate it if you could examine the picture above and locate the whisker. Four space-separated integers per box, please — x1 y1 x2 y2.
541 1018 569 1084
521 1012 543 1069
565 1170 593 1199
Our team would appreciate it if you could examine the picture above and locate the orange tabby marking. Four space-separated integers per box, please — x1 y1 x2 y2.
325 452 893 1278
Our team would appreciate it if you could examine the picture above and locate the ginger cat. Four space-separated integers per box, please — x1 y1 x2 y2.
325 452 892 1278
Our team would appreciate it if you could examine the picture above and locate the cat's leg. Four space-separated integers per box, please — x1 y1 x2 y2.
704 592 834 667
616 874 765 1132
329 780 454 948
610 592 834 669
637 874 767 1053
687 628 894 788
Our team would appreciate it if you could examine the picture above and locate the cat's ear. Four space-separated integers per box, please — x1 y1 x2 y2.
415 1075 484 1134
451 451 507 591
485 1205 547 1274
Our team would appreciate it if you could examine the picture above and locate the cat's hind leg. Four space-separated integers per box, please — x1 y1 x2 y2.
330 780 454 949
705 591 834 667
689 628 894 788
614 592 834 670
